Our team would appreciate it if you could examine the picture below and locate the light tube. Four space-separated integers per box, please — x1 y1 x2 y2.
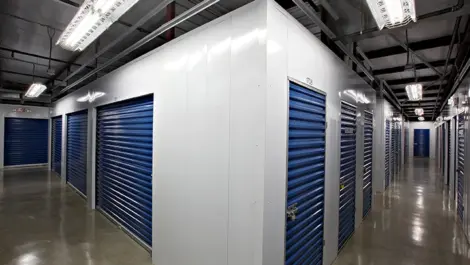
57 0 141 51
25 83 47 98
414 108 424 116
405 83 423 101
365 0 417 29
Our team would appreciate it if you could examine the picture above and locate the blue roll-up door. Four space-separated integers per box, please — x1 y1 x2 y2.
285 82 325 265
457 114 464 222
447 121 451 184
67 110 88 196
338 101 357 251
52 116 62 175
363 111 373 218
96 95 153 247
4 118 48 166
391 123 395 177
385 120 390 189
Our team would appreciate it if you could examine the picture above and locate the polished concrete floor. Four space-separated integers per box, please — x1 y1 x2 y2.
0 168 152 265
1 160 469 265
334 158 470 265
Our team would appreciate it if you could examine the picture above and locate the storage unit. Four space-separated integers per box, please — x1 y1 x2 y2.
4 118 49 166
385 120 390 189
404 127 409 162
67 110 88 196
96 95 153 247
285 82 326 265
51 116 62 175
457 113 465 223
447 120 451 184
363 111 373 218
338 102 356 252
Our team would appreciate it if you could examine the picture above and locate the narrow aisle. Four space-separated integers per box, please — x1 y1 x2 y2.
0 168 152 265
334 159 470 265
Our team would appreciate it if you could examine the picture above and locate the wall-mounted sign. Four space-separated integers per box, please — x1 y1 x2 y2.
13 107 31 113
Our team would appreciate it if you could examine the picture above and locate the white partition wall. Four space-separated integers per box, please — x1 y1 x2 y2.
51 0 384 264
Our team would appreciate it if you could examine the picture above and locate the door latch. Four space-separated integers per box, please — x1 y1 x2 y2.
287 203 298 221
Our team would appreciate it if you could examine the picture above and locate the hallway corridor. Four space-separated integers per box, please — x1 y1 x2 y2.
0 168 152 265
334 158 470 265
0 160 469 264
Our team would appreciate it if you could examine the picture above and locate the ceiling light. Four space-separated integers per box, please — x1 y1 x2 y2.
448 97 454 106
57 0 141 51
418 117 425 121
415 108 424 116
405 83 423 101
366 0 417 30
25 83 47 98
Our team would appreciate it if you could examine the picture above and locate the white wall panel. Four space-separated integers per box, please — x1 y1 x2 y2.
51 1 381 264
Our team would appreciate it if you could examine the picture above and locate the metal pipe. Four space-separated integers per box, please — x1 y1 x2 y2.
0 47 94 70
440 53 470 113
54 0 173 89
388 34 444 77
55 0 221 97
292 0 375 81
333 0 465 42
432 17 462 119
0 69 61 80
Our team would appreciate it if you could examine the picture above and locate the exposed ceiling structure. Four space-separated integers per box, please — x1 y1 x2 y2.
1 0 470 121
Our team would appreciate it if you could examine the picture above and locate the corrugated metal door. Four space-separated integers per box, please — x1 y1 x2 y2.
442 126 446 177
447 121 451 184
363 111 373 218
4 118 48 166
391 123 395 177
96 95 153 247
338 101 356 251
457 114 465 222
67 110 88 196
52 116 62 175
385 120 390 188
285 82 325 265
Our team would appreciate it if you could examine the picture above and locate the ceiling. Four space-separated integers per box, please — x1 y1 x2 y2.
0 0 470 121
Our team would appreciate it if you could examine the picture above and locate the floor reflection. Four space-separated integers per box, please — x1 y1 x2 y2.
333 158 470 265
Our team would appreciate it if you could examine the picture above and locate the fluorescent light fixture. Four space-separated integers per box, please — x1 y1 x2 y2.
405 83 423 101
448 97 454 106
25 83 47 98
77 91 106 102
418 117 425 121
57 0 141 51
415 108 424 116
366 0 417 29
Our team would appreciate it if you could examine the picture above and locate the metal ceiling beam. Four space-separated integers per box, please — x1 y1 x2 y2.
364 35 463 59
292 0 405 114
386 75 440 86
0 47 94 70
437 16 470 117
389 34 444 77
0 69 63 81
359 59 454 77
431 16 462 119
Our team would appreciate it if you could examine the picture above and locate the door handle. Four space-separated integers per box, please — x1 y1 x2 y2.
287 203 298 221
